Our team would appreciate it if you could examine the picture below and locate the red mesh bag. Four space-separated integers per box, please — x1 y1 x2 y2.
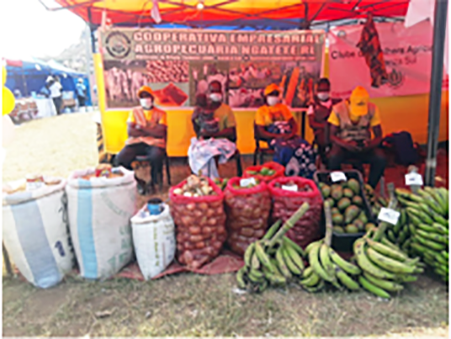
223 177 271 256
169 178 227 269
268 177 323 249
243 161 285 183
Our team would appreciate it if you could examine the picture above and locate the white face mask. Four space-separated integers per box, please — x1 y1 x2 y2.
209 93 222 102
267 96 279 107
140 98 153 109
317 92 330 101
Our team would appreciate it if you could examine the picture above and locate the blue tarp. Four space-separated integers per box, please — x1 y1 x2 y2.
5 58 92 106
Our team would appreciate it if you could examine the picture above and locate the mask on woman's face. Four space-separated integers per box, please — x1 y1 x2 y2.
209 93 223 102
267 96 279 107
317 92 330 101
140 98 153 109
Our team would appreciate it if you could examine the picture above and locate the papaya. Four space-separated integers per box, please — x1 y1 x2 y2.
321 185 331 198
337 197 351 211
260 168 270 175
343 188 354 198
332 213 344 225
345 224 359 233
318 182 325 189
365 222 376 232
331 207 339 215
344 205 360 224
347 178 360 195
353 219 365 232
364 184 374 195
331 186 343 201
333 226 345 234
357 210 368 224
352 195 363 207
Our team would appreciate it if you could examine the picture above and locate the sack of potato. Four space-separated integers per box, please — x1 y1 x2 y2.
268 177 323 248
169 175 227 269
243 161 285 183
224 177 271 256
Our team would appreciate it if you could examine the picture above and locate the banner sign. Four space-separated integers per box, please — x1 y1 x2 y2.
99 28 325 109
329 21 448 99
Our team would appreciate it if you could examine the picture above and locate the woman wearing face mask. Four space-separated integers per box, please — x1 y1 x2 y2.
255 84 317 179
307 78 342 158
114 86 167 194
188 80 238 178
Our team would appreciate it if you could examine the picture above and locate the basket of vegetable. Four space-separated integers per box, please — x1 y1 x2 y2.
243 162 285 183
268 177 323 249
169 175 227 269
313 170 376 252
224 177 271 256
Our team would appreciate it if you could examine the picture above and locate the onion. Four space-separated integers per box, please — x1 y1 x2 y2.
207 218 217 226
198 202 209 210
173 188 183 195
186 203 196 211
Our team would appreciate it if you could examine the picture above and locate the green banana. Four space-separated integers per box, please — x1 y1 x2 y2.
401 238 412 253
410 241 430 255
255 241 274 273
309 241 335 282
363 272 404 292
366 247 417 274
397 227 408 245
248 269 265 283
431 212 449 227
365 237 408 262
257 280 268 293
263 220 282 240
329 248 361 275
305 240 321 255
416 229 448 245
387 229 397 243
393 211 404 234
431 223 449 235
408 213 423 227
283 243 304 274
302 279 325 293
301 266 314 279
236 267 247 289
435 253 448 266
335 265 360 291
417 190 444 215
381 237 401 251
408 223 417 236
251 253 261 270
406 207 434 224
244 243 255 267
299 270 321 287
358 275 391 299
416 223 438 233
275 247 292 279
395 274 418 283
266 272 286 285
441 251 449 260
413 234 446 251
320 243 335 278
354 239 396 280
283 236 305 258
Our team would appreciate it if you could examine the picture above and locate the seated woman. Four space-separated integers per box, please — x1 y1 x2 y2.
255 84 316 178
188 81 237 178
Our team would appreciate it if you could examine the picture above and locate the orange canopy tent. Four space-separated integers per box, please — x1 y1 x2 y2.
48 0 409 29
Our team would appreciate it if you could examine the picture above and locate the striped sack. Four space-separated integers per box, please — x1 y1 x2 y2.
66 167 137 280
2 179 74 289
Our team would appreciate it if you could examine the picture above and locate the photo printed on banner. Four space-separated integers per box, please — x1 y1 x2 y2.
103 59 190 108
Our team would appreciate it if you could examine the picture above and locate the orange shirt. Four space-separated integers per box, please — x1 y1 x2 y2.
126 106 167 148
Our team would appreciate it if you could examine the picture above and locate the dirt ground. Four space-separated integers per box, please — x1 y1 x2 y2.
2 113 449 337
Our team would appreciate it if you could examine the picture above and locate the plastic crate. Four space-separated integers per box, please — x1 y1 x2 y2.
313 170 375 252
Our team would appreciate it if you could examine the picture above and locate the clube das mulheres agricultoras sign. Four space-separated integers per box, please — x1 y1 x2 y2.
99 28 325 109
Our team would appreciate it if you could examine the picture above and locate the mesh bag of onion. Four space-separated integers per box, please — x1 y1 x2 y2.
223 177 271 256
169 177 227 269
268 177 323 248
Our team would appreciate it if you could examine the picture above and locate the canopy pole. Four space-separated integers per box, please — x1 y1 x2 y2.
424 0 448 187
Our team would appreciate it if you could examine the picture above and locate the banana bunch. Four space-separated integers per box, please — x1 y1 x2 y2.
396 187 449 282
302 239 361 292
384 207 411 253
300 200 362 292
353 229 423 299
236 203 309 293
363 184 388 217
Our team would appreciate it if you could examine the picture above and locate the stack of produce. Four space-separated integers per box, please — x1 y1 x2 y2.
224 178 271 256
395 187 449 282
169 175 227 269
300 201 362 292
236 203 309 293
243 161 285 183
269 177 323 248
382 207 411 253
319 178 374 234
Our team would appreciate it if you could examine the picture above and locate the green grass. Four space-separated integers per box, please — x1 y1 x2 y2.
2 273 449 337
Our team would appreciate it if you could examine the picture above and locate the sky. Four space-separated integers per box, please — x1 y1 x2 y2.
1 0 87 60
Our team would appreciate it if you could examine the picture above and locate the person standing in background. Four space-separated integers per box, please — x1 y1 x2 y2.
76 78 87 111
307 78 342 159
48 76 63 115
